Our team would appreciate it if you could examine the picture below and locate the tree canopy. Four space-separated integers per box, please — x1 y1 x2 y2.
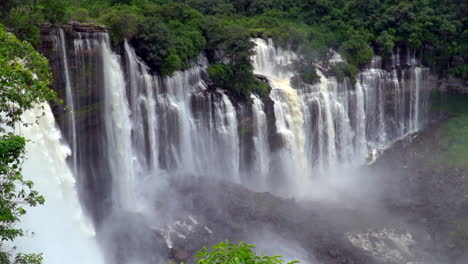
1 0 466 96
0 24 57 264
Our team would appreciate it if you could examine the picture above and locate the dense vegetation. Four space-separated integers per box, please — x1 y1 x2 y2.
193 241 299 264
0 25 57 264
1 0 466 98
437 94 468 168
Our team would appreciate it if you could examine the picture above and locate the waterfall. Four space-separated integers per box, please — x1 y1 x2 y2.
37 30 435 262
252 38 432 180
101 35 136 210
58 28 77 175
316 73 338 168
270 87 308 184
358 56 430 141
63 35 433 202
124 40 159 171
354 81 368 161
251 94 269 188
218 91 241 182
42 31 435 204
411 67 422 132
252 38 309 189
360 59 388 147
125 42 244 182
16 104 104 264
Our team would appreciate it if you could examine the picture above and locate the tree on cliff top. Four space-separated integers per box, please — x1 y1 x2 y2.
0 24 57 264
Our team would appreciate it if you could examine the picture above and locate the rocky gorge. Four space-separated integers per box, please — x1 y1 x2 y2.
28 24 468 264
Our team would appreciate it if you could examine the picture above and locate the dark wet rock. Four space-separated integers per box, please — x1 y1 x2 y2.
255 73 269 83
38 26 112 224
37 25 465 264
38 22 107 32
370 120 468 264
101 212 168 264
160 114 468 264
160 176 434 264
170 248 190 262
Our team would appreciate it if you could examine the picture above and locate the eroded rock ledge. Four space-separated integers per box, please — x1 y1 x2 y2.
38 22 107 32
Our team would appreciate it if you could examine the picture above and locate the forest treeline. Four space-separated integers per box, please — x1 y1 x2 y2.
1 0 466 98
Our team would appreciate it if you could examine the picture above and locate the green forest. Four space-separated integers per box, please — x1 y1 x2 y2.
0 0 466 99
0 1 467 263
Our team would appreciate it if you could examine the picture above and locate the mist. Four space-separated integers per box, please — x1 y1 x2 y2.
15 104 104 264
17 25 461 264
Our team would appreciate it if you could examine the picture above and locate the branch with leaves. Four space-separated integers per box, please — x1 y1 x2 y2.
0 24 57 264
171 241 300 264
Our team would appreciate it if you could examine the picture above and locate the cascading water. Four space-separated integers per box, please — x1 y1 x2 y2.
36 29 435 263
101 35 136 210
251 38 432 192
121 41 243 183
123 40 158 172
250 94 269 188
359 54 431 145
47 32 434 202
252 38 310 190
15 104 104 264
58 28 78 176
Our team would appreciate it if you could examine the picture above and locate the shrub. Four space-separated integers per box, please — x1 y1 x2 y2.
300 65 320 84
376 30 394 56
5 12 41 46
208 62 266 100
208 63 233 89
221 24 256 65
161 53 182 76
294 59 321 85
99 5 141 44
339 36 374 67
170 25 206 69
133 17 174 73
159 2 204 27
194 241 300 264
41 0 68 24
252 81 270 98
71 8 91 23
332 62 358 83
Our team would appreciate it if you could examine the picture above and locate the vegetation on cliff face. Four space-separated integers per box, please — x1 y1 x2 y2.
1 0 466 97
0 24 57 264
438 94 468 168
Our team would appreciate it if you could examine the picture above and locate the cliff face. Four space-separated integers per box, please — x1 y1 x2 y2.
39 26 111 223
377 48 468 96
37 26 445 221
438 76 468 95
38 25 271 223
36 25 466 264
370 117 468 263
